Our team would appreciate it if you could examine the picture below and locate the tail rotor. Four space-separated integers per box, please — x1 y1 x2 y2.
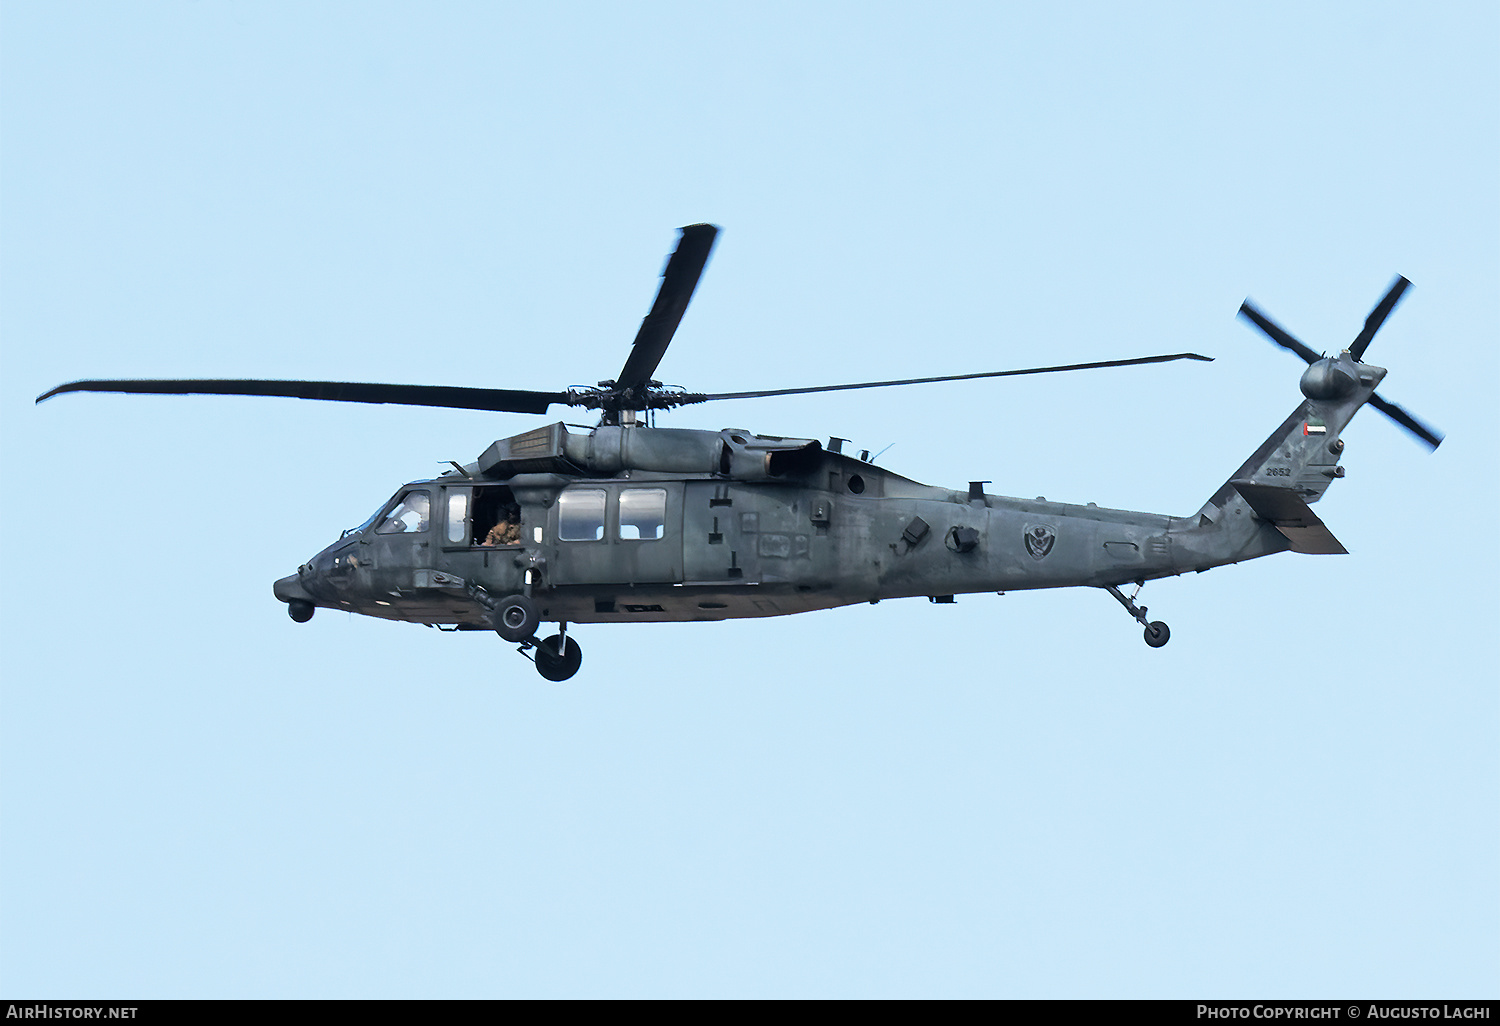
1237 276 1443 450
1349 275 1411 360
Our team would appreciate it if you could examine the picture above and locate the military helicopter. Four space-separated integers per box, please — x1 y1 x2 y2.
37 225 1441 681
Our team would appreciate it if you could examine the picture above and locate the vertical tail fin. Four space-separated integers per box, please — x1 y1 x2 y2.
1188 277 1441 562
1197 359 1384 554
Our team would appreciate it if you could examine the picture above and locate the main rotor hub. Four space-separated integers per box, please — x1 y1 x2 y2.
567 381 707 420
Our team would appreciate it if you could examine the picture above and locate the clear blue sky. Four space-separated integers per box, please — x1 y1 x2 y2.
3 1 1496 998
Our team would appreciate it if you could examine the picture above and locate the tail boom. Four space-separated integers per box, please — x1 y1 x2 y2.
1178 356 1388 569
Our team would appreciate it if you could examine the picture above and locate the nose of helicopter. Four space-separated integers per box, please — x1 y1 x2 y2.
274 574 317 623
274 561 326 623
273 573 317 605
274 540 358 622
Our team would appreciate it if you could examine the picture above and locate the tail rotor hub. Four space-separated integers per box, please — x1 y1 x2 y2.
1239 276 1442 450
1299 356 1360 401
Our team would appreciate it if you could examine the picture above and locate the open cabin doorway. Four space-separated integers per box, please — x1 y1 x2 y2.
442 484 525 549
438 483 529 597
471 485 522 547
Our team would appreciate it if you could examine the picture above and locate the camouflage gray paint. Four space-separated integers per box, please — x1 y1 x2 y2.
40 227 1436 677
272 355 1385 640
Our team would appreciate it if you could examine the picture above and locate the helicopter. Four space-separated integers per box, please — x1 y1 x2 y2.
36 225 1442 681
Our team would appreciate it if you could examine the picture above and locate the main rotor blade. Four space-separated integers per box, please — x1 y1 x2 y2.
35 379 571 415
695 352 1213 402
1349 275 1411 360
1238 300 1321 365
1367 392 1443 450
615 224 719 392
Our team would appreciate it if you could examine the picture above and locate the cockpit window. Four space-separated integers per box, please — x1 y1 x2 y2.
375 490 431 534
345 505 385 538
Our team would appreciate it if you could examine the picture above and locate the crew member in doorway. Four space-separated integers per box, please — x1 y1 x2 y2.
482 503 522 546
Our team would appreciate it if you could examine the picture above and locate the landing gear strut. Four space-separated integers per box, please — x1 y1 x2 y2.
515 623 584 682
470 583 585 680
534 627 583 682
1104 582 1170 648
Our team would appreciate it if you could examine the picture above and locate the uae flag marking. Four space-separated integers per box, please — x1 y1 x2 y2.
1304 417 1327 436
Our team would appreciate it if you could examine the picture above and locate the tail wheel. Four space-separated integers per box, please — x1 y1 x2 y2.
493 594 539 642
1144 621 1170 648
534 634 583 682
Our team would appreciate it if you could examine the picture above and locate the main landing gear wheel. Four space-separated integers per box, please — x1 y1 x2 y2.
534 634 583 682
1104 583 1172 649
493 594 539 642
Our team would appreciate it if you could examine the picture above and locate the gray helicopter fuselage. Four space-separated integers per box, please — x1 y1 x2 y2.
39 217 1433 673
275 381 1369 630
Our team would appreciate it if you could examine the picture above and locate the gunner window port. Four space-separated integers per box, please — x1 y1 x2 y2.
472 486 522 546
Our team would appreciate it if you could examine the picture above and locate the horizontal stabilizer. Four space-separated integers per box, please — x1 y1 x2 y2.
1232 481 1348 555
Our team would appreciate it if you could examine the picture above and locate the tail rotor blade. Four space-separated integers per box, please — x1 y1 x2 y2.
1367 392 1443 450
1238 300 1321 365
1350 276 1411 360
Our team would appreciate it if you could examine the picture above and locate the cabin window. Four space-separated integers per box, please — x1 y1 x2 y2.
558 489 606 541
376 490 431 534
445 488 471 545
618 488 666 540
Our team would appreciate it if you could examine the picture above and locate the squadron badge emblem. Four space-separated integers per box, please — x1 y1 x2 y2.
1024 524 1056 561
